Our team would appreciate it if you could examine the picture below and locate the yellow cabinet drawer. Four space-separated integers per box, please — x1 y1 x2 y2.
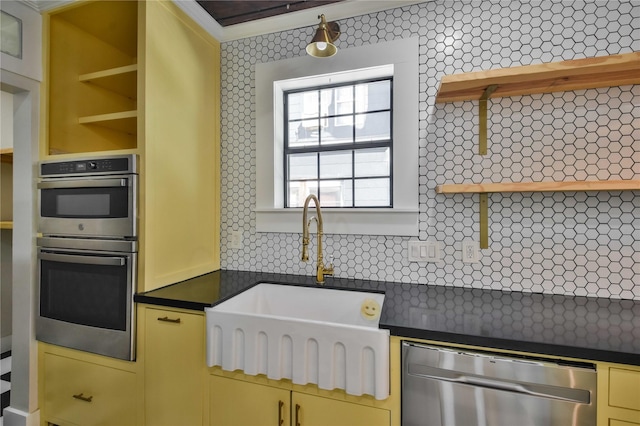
43 353 137 426
611 420 640 426
610 367 640 411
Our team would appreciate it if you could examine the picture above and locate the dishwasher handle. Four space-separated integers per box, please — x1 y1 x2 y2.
407 364 591 404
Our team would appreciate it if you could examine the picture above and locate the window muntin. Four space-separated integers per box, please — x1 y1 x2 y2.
284 78 392 208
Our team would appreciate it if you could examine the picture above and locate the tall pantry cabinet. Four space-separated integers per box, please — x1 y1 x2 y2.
39 1 219 424
41 0 221 292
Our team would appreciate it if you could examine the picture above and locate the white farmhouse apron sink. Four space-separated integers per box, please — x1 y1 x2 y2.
205 283 389 400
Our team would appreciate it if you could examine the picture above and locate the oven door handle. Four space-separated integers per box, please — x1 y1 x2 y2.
38 178 129 189
40 252 126 266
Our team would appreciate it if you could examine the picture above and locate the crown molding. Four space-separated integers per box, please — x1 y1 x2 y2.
172 0 225 40
33 0 73 12
31 0 426 42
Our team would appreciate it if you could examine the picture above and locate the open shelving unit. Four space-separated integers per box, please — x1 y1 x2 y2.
436 180 640 194
77 64 138 135
46 0 138 154
434 52 640 248
435 52 640 103
78 64 137 98
78 110 138 134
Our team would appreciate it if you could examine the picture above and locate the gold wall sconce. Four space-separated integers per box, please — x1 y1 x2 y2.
306 14 340 58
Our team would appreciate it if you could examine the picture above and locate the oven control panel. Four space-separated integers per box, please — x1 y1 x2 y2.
40 155 138 177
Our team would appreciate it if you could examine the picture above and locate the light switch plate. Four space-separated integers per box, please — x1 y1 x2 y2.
229 230 242 249
408 240 440 263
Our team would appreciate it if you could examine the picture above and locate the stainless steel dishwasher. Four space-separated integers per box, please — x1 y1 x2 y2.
402 341 597 426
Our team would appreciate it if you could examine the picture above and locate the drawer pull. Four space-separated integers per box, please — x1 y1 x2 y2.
157 316 181 324
72 393 93 403
295 403 301 426
278 400 284 425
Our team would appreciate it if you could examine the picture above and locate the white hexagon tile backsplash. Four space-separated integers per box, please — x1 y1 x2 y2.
219 0 639 300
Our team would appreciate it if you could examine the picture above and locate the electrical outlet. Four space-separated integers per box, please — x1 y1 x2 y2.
229 230 242 249
462 241 479 263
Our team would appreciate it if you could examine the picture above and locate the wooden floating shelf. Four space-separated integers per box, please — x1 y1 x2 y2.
79 64 137 99
436 52 640 103
0 148 13 164
79 110 137 135
0 221 13 230
436 180 640 194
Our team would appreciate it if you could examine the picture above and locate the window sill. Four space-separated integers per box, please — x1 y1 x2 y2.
255 208 418 236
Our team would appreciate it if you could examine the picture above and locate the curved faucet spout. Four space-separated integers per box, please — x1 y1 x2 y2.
301 194 334 284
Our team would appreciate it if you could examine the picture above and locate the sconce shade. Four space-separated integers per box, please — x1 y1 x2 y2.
306 14 340 58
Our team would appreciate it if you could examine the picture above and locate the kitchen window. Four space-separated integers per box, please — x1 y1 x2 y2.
284 78 393 208
256 37 419 236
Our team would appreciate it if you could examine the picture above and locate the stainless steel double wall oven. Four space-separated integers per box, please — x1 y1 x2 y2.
37 154 138 360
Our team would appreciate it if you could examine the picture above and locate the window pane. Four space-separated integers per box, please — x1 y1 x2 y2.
289 153 317 180
320 151 352 179
321 115 353 145
319 180 353 207
355 80 390 113
284 77 392 209
321 87 353 117
289 119 320 147
1 11 22 59
354 179 390 207
355 148 390 177
288 181 318 208
355 111 390 142
288 91 318 120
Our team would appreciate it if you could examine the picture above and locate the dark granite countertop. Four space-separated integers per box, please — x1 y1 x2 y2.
134 269 640 366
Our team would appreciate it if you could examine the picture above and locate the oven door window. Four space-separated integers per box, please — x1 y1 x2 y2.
40 254 129 331
40 186 129 219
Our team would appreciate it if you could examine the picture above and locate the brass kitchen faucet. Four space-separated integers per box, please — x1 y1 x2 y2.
301 194 334 284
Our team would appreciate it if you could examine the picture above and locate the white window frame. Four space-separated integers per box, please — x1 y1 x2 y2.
256 37 419 236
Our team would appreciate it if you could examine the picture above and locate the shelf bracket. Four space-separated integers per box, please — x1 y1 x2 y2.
478 85 498 155
478 85 496 249
479 193 488 249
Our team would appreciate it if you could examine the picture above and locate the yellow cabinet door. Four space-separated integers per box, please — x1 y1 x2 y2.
144 308 205 426
43 353 137 426
610 367 640 411
210 375 290 426
599 362 640 425
292 392 390 426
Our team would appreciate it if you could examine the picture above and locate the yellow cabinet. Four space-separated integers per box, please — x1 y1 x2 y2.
598 362 640 426
292 392 390 426
209 375 390 426
142 306 205 426
39 343 138 426
42 0 221 292
210 375 290 426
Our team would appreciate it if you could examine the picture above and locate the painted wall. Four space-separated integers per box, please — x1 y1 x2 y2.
1 90 14 349
1 1 42 423
220 0 639 300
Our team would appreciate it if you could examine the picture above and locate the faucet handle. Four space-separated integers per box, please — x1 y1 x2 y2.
325 255 335 276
